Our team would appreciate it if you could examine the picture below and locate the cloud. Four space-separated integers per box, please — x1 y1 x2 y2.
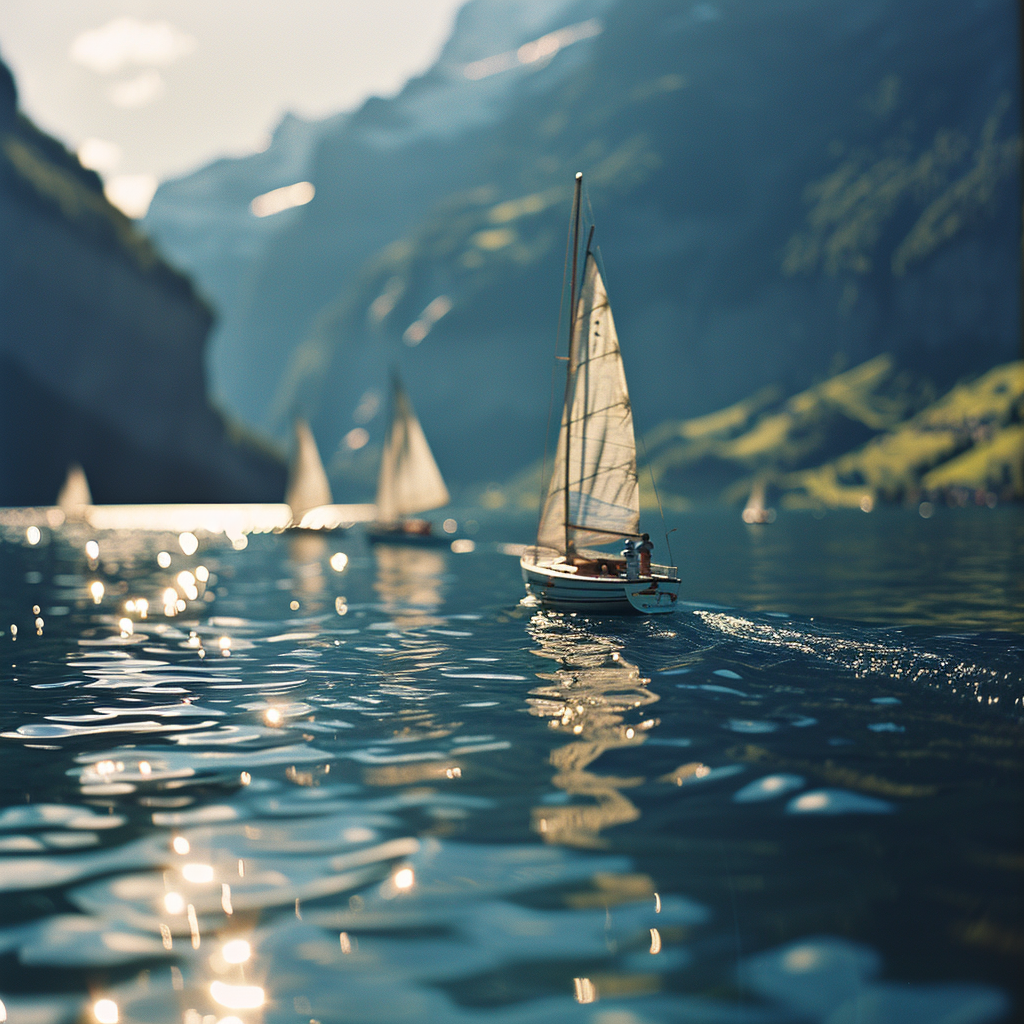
462 19 603 81
108 71 165 109
70 17 196 75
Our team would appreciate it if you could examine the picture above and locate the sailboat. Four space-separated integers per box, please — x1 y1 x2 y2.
520 173 680 614
285 418 343 531
56 463 92 520
741 478 776 524
366 374 453 546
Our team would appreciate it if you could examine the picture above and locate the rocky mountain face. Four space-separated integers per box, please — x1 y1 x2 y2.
146 0 1021 499
0 56 286 506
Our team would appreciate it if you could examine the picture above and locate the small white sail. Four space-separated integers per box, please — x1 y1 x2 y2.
285 419 333 519
57 463 92 515
742 479 776 524
537 254 639 553
375 378 450 524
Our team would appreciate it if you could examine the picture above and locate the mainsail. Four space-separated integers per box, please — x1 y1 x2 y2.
285 418 333 518
375 377 450 523
537 253 640 553
57 463 92 513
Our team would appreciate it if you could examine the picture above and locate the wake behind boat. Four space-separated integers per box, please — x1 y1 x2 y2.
521 173 680 614
366 374 454 546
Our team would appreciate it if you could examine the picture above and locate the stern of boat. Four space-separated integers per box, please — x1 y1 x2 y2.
624 578 679 613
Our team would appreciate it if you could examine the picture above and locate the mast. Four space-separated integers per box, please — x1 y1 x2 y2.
563 171 583 560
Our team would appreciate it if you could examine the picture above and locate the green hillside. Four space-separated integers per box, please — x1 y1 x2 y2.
782 361 1024 507
494 359 1023 513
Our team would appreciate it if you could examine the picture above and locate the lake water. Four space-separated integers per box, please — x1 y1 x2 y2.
0 507 1020 1024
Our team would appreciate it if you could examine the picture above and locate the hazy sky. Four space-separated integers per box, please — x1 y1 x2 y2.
0 1 466 212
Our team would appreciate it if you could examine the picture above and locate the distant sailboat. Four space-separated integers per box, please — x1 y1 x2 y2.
742 479 776 524
285 418 334 528
57 463 92 519
366 374 453 546
520 173 680 614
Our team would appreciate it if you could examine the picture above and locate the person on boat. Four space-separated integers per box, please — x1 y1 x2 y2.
637 533 653 576
402 519 432 536
622 538 639 580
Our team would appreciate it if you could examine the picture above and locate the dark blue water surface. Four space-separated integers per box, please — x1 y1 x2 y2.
0 508 1020 1024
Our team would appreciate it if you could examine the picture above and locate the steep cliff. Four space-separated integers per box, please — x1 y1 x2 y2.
0 56 286 506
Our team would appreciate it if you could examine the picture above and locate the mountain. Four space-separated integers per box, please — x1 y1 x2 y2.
146 0 602 449
146 0 1022 497
141 110 343 352
0 55 285 506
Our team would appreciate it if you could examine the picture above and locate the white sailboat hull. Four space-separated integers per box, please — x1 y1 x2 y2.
520 551 680 614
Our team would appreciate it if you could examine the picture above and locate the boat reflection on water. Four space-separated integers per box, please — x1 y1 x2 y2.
287 531 329 602
372 544 447 629
525 614 660 848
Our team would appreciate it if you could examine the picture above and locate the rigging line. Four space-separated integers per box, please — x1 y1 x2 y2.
573 348 624 368
563 466 637 490
537 187 576 534
637 429 674 567
581 196 635 430
565 463 638 483
583 186 609 285
565 403 635 424
565 524 642 538
567 462 638 488
565 454 637 479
